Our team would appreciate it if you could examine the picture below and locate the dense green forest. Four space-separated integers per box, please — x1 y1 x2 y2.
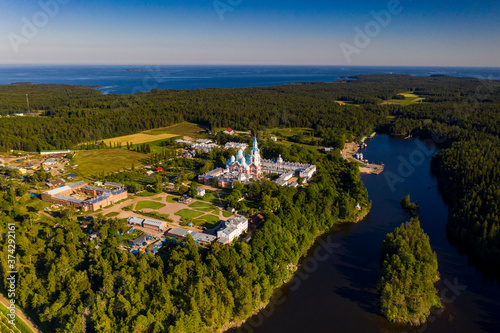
1 75 499 264
1 74 500 330
0 144 367 332
400 194 420 217
378 219 440 325
1 75 499 152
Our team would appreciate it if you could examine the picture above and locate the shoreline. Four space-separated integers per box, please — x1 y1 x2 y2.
220 205 371 332
341 142 384 175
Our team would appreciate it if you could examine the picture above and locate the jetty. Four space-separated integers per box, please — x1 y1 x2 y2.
341 141 384 175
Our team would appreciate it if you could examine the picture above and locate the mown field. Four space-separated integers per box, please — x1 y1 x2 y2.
73 149 145 178
382 92 424 106
102 132 177 146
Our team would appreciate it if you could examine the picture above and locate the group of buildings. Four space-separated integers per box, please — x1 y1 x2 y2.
127 216 168 232
165 214 250 246
41 181 127 212
199 138 316 188
175 137 250 154
127 213 254 248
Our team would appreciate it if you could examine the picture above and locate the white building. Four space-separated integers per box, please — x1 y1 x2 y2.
299 165 317 179
128 216 144 226
262 155 317 180
223 128 234 135
225 142 249 150
195 187 206 197
217 216 248 244
43 158 58 165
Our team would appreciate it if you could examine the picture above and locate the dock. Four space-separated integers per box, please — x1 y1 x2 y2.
341 142 384 175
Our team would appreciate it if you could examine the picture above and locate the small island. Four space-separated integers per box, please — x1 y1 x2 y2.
378 218 441 325
400 194 420 217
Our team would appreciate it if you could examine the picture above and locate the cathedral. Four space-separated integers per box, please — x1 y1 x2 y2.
225 137 262 178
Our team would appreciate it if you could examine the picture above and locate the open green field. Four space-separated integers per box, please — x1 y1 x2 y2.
223 211 233 218
136 201 166 210
175 209 204 220
188 201 217 212
102 132 177 146
73 149 145 178
192 214 221 229
105 212 120 217
165 195 179 203
144 122 207 138
382 92 424 106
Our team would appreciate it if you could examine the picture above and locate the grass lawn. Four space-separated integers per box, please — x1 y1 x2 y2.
193 207 214 213
105 212 120 217
135 191 157 197
144 122 207 138
223 211 233 218
152 197 163 201
165 195 179 203
136 201 166 210
192 214 222 229
188 201 215 209
73 149 145 178
188 201 212 208
212 209 220 215
175 209 204 220
139 211 172 222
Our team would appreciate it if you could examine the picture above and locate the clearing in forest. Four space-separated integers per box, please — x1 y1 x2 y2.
73 149 145 178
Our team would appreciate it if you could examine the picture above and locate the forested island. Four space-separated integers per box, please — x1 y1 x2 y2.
378 219 441 325
400 194 420 217
0 74 499 331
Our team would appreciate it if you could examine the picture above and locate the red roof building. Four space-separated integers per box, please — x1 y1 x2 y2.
156 167 164 172
250 214 264 230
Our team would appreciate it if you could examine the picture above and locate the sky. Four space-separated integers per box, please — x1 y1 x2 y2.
1 0 499 66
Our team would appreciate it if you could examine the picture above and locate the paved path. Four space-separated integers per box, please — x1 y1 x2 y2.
0 294 42 333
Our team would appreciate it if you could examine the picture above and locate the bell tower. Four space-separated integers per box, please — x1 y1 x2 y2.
250 137 262 177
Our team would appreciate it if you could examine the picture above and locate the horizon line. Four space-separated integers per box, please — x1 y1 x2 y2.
1 64 500 69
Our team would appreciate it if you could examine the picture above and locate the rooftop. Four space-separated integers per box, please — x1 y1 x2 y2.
167 228 190 238
191 232 217 243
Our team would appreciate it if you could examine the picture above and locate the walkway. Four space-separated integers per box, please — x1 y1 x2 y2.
0 294 42 333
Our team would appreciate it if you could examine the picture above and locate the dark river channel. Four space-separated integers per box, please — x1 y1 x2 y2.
230 134 500 333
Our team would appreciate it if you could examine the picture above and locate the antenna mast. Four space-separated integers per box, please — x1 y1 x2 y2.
26 94 30 113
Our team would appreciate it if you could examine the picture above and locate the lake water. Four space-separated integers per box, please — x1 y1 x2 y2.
0 65 499 94
235 135 500 333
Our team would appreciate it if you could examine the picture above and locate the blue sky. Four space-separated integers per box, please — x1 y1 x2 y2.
1 0 499 66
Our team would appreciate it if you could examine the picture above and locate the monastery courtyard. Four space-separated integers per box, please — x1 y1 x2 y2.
94 189 235 232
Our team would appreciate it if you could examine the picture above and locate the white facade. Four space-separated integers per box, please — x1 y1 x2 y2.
262 155 317 180
217 216 248 243
225 142 249 150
